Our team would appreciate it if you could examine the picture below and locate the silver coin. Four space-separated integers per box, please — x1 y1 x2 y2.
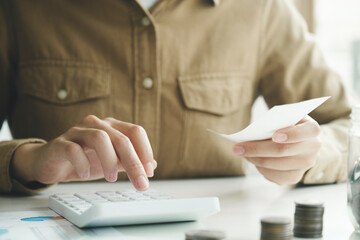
185 229 226 240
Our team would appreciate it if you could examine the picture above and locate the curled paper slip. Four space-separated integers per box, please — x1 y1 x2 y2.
208 96 330 143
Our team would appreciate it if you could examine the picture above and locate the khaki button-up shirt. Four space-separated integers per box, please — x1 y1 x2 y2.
0 0 353 193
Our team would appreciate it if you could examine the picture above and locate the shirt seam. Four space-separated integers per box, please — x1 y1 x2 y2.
178 72 250 82
19 60 110 70
254 0 269 86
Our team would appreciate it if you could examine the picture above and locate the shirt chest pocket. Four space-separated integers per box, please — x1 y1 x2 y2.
14 61 111 139
18 61 110 105
178 72 252 116
176 72 253 175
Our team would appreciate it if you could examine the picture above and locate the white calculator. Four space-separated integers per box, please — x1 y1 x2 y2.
48 189 220 228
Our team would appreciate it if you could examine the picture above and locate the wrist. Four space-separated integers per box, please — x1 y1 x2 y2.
10 143 44 184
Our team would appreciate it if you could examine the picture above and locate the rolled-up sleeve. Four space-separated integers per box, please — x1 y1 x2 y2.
0 139 51 194
257 0 355 184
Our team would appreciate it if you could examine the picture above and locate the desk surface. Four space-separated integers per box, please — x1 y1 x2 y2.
0 174 355 240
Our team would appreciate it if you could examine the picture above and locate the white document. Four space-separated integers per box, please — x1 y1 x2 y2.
208 96 330 143
0 210 164 240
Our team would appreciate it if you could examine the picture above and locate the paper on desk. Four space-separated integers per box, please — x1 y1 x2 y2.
0 210 164 240
208 96 330 142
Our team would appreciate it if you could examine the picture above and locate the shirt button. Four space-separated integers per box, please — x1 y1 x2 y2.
142 78 154 89
57 89 68 100
213 0 221 6
141 16 151 27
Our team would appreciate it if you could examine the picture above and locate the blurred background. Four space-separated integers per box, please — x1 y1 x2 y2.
1 0 360 141
253 0 360 122
296 0 360 90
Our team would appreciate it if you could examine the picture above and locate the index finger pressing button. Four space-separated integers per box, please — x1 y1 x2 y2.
136 175 149 191
105 121 155 178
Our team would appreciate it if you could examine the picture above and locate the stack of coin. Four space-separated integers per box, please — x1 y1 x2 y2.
185 229 226 240
260 217 292 240
293 200 324 238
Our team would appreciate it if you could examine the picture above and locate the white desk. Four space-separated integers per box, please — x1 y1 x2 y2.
0 174 355 240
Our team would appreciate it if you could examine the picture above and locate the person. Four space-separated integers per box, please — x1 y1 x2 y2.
0 0 354 194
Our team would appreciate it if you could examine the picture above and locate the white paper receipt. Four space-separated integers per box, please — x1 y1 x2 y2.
208 96 330 143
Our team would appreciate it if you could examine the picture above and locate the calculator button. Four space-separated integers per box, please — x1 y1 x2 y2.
109 198 131 202
96 192 116 195
73 205 92 211
122 193 141 198
98 193 120 199
74 202 92 206
89 199 109 204
78 205 91 210
96 191 115 194
76 193 104 200
67 199 87 204
133 196 151 201
106 196 129 200
117 190 136 194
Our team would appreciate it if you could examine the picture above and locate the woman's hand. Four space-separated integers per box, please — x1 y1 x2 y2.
11 115 157 191
233 116 322 185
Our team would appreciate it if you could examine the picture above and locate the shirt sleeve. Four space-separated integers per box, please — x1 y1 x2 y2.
0 139 53 194
257 0 356 184
0 1 51 194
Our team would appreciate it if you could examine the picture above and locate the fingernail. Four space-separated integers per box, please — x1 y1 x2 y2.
81 171 90 179
152 160 157 169
274 133 288 142
137 175 149 190
234 145 245 155
108 172 118 182
145 162 154 177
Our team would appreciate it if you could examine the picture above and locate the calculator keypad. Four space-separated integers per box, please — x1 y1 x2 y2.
50 190 172 214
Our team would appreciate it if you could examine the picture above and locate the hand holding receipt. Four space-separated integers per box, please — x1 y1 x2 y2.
209 96 330 185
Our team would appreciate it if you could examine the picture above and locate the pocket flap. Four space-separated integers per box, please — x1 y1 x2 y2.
178 72 252 115
18 60 110 105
